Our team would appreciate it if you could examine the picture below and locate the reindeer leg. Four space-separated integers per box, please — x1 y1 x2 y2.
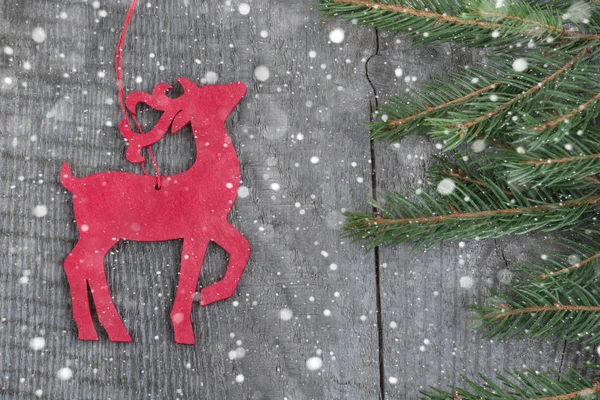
67 235 131 342
200 223 250 307
64 235 121 340
64 241 98 341
171 238 209 345
88 265 133 343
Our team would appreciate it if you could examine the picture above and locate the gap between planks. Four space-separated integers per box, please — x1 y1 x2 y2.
364 27 386 400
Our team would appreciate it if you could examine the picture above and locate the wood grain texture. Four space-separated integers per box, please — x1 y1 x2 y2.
0 1 380 399
369 31 595 398
2 1 595 399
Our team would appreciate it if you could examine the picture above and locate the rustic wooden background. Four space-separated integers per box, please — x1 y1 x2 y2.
0 0 594 399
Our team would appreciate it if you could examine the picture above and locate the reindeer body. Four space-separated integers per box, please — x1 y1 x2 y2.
62 144 240 241
61 80 249 344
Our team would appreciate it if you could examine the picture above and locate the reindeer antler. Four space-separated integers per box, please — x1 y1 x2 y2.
119 78 197 164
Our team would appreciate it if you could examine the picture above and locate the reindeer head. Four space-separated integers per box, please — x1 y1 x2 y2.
119 78 246 164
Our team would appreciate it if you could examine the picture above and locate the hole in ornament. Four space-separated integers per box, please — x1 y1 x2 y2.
155 184 161 190
151 124 195 175
200 241 229 288
86 281 104 337
134 103 164 133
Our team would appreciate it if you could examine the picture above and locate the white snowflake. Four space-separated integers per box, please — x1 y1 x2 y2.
436 178 456 196
254 65 270 82
512 58 528 72
306 356 323 371
329 28 345 44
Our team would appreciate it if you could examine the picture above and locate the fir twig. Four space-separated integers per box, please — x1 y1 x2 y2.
586 176 600 185
421 367 600 400
439 169 513 196
322 0 600 42
493 304 600 317
472 260 600 344
539 252 600 279
322 0 600 395
537 382 600 399
371 48 595 149
460 50 587 126
388 82 500 128
530 90 600 131
498 134 600 188
523 152 600 167
345 191 599 250
370 195 598 226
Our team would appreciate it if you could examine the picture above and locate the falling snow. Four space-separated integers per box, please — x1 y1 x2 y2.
238 186 250 198
459 276 474 289
56 367 73 381
238 3 250 15
563 1 591 23
512 58 528 72
29 337 45 351
279 308 293 321
31 27 47 43
32 205 48 218
471 140 486 153
436 178 456 196
306 356 323 371
329 28 345 44
254 65 270 82
568 254 581 265
497 269 513 284
205 71 218 84
228 347 246 360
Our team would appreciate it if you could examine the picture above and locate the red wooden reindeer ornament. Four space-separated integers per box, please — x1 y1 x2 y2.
61 78 250 344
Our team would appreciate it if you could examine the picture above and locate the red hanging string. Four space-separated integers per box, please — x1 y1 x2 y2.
115 0 162 189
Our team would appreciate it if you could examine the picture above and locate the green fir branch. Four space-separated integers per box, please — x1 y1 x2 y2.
370 70 505 144
344 186 599 250
471 259 600 344
322 0 600 395
514 63 600 149
426 49 592 150
496 134 600 188
468 234 600 345
371 48 594 149
532 233 600 280
421 367 600 399
427 155 515 196
319 0 600 48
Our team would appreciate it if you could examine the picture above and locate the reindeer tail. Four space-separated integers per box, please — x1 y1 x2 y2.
60 162 76 192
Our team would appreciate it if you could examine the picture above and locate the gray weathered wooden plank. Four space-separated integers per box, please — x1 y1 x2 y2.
0 1 382 398
368 31 594 397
